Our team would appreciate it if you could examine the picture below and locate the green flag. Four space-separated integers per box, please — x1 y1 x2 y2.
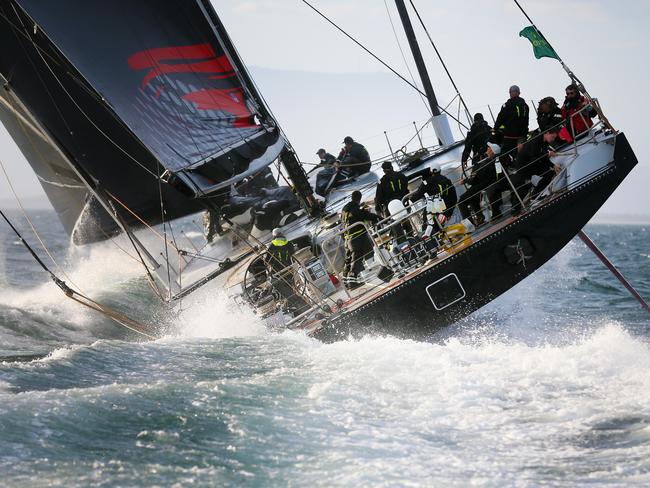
519 26 560 60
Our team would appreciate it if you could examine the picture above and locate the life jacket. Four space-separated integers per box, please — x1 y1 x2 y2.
377 171 409 208
496 97 529 138
341 202 369 240
562 95 594 137
267 237 292 271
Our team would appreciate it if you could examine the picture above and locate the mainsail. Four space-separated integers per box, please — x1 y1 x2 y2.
0 0 286 243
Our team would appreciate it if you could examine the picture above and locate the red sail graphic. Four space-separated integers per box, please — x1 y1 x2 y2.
182 88 255 127
128 43 254 125
128 43 235 88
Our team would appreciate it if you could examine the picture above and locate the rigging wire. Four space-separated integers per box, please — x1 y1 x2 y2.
4 69 168 301
382 0 431 117
0 158 81 292
1 77 162 283
5 8 168 301
0 204 157 340
510 0 614 131
157 164 173 302
408 0 472 125
104 196 167 302
299 0 468 131
104 190 181 253
9 8 161 180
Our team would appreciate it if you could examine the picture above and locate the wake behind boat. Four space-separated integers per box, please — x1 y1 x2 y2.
0 0 643 342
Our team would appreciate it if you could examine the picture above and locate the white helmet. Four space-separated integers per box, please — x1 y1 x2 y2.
272 228 283 238
487 142 501 155
430 162 441 173
387 199 406 217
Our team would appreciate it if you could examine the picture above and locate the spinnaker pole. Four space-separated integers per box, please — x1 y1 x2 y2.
577 231 650 313
394 0 454 146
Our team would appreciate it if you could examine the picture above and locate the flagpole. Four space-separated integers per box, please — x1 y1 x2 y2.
513 0 615 131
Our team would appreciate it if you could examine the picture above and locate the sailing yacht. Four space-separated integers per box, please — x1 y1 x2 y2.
0 0 638 341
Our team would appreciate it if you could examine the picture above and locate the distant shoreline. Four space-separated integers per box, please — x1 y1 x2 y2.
589 214 650 225
0 198 52 210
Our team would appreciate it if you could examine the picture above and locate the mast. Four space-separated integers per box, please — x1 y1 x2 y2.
394 0 454 146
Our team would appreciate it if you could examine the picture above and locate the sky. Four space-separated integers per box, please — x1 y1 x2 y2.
1 0 648 216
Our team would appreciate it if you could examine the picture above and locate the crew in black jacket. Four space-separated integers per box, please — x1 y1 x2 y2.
264 228 307 312
315 138 371 196
316 148 336 167
314 148 339 196
494 85 529 165
510 129 560 214
411 164 457 220
461 113 492 168
375 161 409 215
341 190 380 288
458 143 502 225
337 136 371 177
536 97 563 133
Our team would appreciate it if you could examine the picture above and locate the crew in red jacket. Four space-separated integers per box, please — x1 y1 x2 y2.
562 84 597 139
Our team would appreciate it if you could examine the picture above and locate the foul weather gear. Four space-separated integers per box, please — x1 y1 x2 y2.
341 201 380 279
461 120 492 165
562 94 596 138
494 96 530 139
375 170 409 214
338 142 371 176
412 172 458 219
265 237 294 273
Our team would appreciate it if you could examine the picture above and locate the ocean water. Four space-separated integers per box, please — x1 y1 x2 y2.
1 209 649 487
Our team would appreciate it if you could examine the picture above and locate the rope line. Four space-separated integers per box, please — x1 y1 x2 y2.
0 207 157 339
299 0 468 131
0 156 84 292
408 0 472 123
383 0 432 116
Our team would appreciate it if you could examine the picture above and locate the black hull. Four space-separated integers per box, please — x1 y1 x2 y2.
312 133 638 342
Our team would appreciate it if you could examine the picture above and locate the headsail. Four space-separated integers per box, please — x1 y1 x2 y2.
15 0 284 195
0 0 287 243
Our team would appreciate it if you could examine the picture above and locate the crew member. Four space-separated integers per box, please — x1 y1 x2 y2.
203 208 221 243
337 136 371 177
314 148 340 196
536 97 563 133
316 148 336 167
410 163 457 220
509 129 561 214
494 85 529 165
461 113 492 168
264 228 306 311
341 190 380 289
562 84 597 139
374 161 409 216
251 186 300 231
458 143 501 225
